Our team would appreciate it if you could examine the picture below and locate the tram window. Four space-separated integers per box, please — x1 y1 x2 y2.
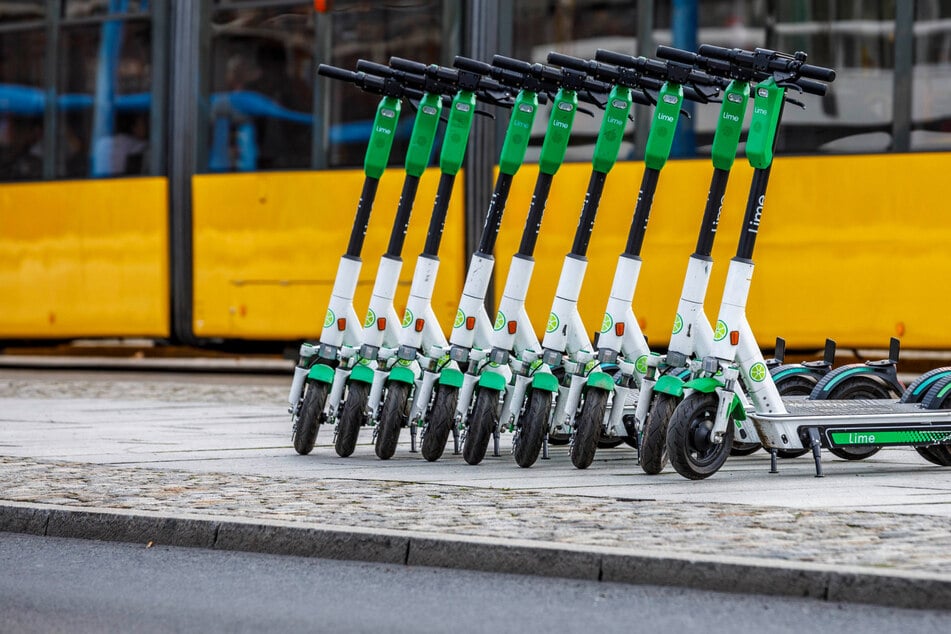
0 28 46 182
912 1 951 151
57 19 153 178
63 0 149 19
205 3 314 172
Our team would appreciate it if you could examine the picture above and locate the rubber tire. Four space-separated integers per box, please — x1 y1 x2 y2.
335 381 368 458
821 376 897 460
640 392 677 475
666 392 735 480
771 371 820 458
597 437 626 449
374 382 410 460
513 390 552 468
917 446 951 466
292 381 327 455
729 441 761 456
462 388 499 466
420 385 458 462
571 388 607 469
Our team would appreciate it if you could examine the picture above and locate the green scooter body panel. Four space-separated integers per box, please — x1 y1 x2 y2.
477 371 507 392
531 372 560 393
644 82 683 171
591 85 633 174
404 92 443 177
585 371 615 392
364 96 401 179
439 91 476 176
437 368 465 388
653 374 685 398
710 80 750 171
307 363 335 385
388 365 417 385
538 89 579 175
499 91 539 175
348 364 375 384
683 376 723 393
746 78 784 169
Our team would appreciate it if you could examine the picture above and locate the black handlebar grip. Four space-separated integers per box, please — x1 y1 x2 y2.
655 45 699 65
362 74 387 93
454 55 493 76
799 63 836 82
389 56 429 75
594 48 638 69
356 59 393 77
547 51 592 72
697 44 734 60
492 54 533 74
317 64 357 83
792 77 828 96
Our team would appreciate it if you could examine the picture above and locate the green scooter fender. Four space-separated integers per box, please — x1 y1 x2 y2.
683 377 746 421
531 372 560 393
653 374 685 398
388 365 417 386
585 371 615 392
477 371 507 392
348 364 374 384
438 368 465 388
306 363 335 385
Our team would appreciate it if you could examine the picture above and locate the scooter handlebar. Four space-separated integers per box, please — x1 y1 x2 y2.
654 45 697 65
317 64 358 83
389 56 428 75
698 44 836 82
453 55 494 77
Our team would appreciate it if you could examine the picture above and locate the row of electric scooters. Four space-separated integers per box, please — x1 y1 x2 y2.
286 43 951 480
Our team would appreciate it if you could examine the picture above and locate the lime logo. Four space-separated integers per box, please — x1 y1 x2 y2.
600 313 613 334
749 362 767 382
364 309 376 329
453 309 465 329
546 312 560 334
714 320 728 341
323 309 335 329
672 313 684 335
494 311 506 331
402 309 414 328
635 355 648 375
397 358 413 367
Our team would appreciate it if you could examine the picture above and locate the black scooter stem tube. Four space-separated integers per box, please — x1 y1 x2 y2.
385 174 421 257
694 168 730 258
477 172 514 256
734 166 771 261
346 177 381 258
422 172 456 257
624 167 660 257
570 170 607 257
517 171 555 257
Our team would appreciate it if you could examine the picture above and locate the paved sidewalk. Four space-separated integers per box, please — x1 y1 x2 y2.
1 369 950 609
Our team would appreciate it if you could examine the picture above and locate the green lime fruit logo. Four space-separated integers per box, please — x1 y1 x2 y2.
323 309 335 329
672 313 683 335
749 362 767 382
402 309 414 328
453 309 465 329
713 320 728 341
600 313 613 333
364 309 376 329
494 311 506 331
546 312 560 334
635 355 648 375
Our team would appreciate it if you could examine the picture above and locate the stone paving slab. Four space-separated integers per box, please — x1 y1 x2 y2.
1 370 950 604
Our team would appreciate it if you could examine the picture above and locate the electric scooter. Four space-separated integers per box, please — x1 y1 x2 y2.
289 65 419 455
420 55 619 463
370 54 547 459
659 47 948 479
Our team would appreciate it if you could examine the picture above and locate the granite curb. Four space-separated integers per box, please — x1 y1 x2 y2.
2 501 949 611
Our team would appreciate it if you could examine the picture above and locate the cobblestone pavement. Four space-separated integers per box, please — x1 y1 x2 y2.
2 371 951 575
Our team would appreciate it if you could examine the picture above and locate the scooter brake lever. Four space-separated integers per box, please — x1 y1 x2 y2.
577 105 596 118
641 88 658 106
581 90 607 112
784 96 806 109
678 108 692 120
474 109 496 119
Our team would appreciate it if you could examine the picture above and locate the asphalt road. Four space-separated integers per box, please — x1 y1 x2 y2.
0 533 946 634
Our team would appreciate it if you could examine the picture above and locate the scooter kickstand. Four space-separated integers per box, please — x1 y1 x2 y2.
769 448 778 474
451 425 461 455
492 426 501 457
807 427 824 478
409 423 418 453
542 433 550 460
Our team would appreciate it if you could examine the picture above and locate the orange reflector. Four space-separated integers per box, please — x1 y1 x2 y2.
465 316 475 330
377 317 386 331
730 330 740 345
337 318 347 331
507 320 517 335
615 322 625 337
415 318 425 332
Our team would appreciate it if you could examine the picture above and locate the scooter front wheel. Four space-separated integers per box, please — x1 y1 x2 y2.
293 381 327 455
375 383 410 460
640 392 678 474
335 381 369 458
513 389 552 468
666 392 734 480
462 388 499 465
420 385 458 462
570 388 607 469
